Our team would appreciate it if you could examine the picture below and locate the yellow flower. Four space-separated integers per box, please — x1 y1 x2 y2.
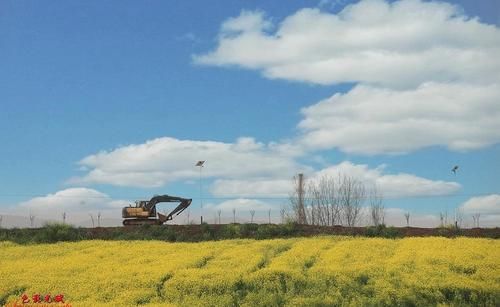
0 237 498 306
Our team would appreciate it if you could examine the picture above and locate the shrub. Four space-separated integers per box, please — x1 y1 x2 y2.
239 223 259 237
222 224 241 238
256 224 281 239
364 225 402 238
200 223 216 240
35 223 81 243
281 221 299 236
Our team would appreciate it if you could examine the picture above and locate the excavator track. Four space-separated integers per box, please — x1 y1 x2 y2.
123 219 161 226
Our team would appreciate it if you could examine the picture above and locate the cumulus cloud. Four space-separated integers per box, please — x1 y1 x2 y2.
195 0 500 155
212 198 272 212
70 137 308 188
211 179 292 197
194 0 500 88
211 161 460 198
460 194 500 215
458 195 500 227
383 208 440 228
18 188 129 216
299 82 500 154
314 162 460 197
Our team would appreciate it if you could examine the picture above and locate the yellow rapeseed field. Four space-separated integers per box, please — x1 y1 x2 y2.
1 237 499 306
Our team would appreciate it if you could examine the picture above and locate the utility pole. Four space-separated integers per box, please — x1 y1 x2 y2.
196 161 205 224
298 173 306 224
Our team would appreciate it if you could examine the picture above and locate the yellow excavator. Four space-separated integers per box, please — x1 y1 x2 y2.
122 194 192 226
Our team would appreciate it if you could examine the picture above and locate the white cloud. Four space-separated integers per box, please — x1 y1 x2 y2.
460 194 500 215
194 0 500 88
195 0 500 155
313 161 460 198
479 214 500 228
18 188 129 218
299 82 500 154
213 198 272 212
70 137 307 188
459 195 500 227
211 161 460 199
211 179 292 197
221 10 273 34
318 0 348 10
383 207 440 228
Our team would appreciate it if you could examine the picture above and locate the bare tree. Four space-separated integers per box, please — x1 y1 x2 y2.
268 209 272 224
232 208 236 223
249 210 256 223
306 182 319 225
217 209 222 224
306 175 341 226
472 213 480 228
280 207 286 224
369 186 385 226
339 176 365 227
89 214 95 228
97 212 101 227
290 173 366 227
29 212 36 228
0 215 3 228
439 212 445 227
186 209 191 225
404 212 410 227
62 212 66 224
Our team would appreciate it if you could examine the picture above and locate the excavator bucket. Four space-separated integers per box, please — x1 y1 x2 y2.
157 212 169 224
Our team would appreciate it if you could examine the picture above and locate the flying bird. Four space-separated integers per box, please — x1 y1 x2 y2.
451 165 459 175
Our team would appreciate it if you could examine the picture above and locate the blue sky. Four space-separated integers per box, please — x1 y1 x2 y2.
0 0 499 227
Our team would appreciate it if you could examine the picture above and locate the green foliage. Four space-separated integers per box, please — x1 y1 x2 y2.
221 223 241 238
0 222 497 244
256 224 281 239
200 222 216 240
437 224 464 237
239 223 259 237
364 224 402 238
35 223 82 243
0 286 26 306
282 221 299 236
